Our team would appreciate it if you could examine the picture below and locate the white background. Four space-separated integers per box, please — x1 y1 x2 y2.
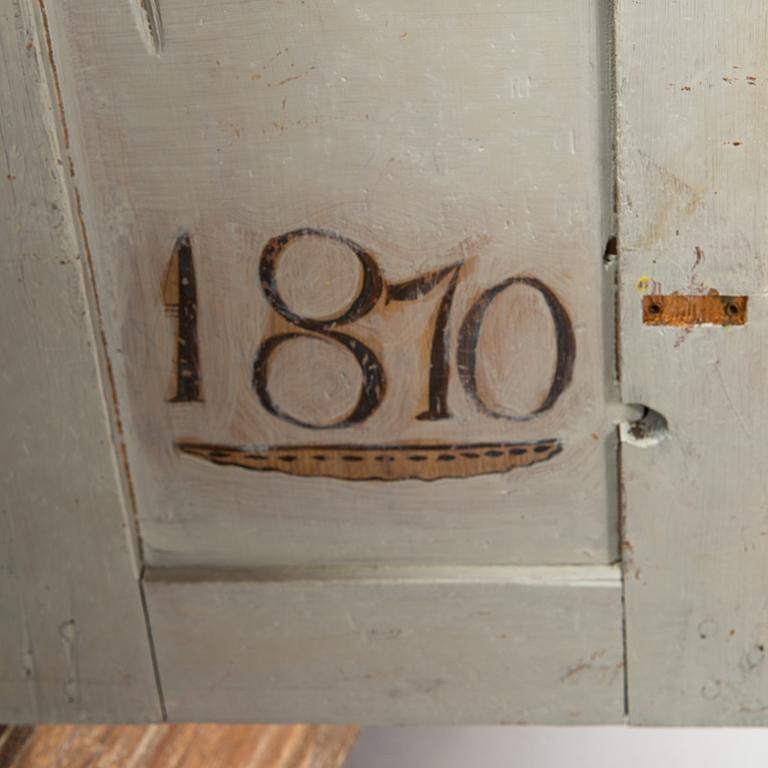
345 727 768 767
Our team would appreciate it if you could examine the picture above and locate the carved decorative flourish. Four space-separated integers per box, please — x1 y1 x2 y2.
176 439 563 482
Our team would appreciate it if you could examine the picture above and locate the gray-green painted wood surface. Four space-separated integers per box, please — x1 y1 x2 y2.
0 0 161 723
618 0 768 725
145 566 624 724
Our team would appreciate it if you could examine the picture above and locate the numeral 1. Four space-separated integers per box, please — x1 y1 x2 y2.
387 262 464 421
163 234 202 402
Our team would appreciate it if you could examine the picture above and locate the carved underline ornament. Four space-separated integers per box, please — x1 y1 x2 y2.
175 439 563 482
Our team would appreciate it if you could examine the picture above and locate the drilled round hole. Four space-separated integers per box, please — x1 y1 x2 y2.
726 302 740 317
648 302 662 316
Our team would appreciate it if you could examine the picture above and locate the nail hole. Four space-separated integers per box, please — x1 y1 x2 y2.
620 404 669 447
603 236 618 265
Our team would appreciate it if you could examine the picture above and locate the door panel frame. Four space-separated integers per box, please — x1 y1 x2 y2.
0 0 161 723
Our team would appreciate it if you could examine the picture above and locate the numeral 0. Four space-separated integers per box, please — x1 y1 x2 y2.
251 228 576 429
457 277 576 421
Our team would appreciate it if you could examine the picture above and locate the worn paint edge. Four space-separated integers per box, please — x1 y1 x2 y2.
144 564 622 589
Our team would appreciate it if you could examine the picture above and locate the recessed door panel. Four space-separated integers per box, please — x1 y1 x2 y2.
45 0 616 567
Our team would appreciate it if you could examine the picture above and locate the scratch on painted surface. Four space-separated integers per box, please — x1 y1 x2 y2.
57 619 79 705
131 0 163 55
633 150 707 250
714 358 752 438
559 650 622 684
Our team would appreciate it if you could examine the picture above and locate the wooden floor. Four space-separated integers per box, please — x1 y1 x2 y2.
0 725 358 768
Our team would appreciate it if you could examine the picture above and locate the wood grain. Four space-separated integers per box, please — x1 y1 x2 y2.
618 0 768 725
0 725 357 768
0 727 34 768
0 0 160 722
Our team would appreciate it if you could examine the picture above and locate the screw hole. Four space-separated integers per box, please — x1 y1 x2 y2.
726 302 740 317
648 302 662 316
621 405 669 447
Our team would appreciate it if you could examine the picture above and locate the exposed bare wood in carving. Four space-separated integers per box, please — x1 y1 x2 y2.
175 439 562 481
131 0 163 55
642 293 747 326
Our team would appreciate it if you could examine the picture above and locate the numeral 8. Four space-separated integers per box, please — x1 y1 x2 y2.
252 229 387 429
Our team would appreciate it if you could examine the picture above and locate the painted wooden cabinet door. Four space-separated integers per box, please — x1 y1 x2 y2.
4 0 766 726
